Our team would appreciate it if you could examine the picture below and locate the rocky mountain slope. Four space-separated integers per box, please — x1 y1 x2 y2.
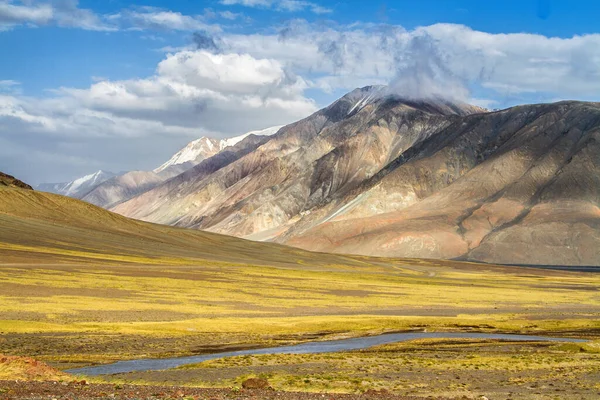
112 86 600 266
0 172 32 190
79 170 169 209
285 101 600 266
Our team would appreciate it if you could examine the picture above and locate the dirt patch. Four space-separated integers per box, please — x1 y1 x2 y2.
242 377 270 389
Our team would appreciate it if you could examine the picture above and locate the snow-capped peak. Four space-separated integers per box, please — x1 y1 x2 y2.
154 126 283 174
154 137 220 174
37 170 116 198
62 170 115 197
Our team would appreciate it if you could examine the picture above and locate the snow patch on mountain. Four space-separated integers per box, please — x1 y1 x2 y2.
154 126 283 174
346 86 386 115
37 170 116 198
219 126 283 150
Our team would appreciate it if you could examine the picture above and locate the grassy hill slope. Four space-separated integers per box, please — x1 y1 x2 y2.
0 185 392 269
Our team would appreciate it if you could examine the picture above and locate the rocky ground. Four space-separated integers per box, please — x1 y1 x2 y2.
0 381 444 400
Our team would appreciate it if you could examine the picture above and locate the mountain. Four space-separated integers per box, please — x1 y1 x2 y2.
37 126 283 209
111 87 482 236
36 170 116 198
154 126 282 174
284 100 600 266
0 173 389 269
109 131 277 214
83 127 281 208
112 86 600 266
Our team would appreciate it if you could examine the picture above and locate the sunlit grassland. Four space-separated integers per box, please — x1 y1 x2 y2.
1 261 599 367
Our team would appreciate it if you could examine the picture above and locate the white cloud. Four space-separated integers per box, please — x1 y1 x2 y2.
0 0 114 31
3 48 316 136
219 10 244 20
0 2 224 32
52 0 114 31
110 6 219 32
0 48 318 182
219 21 600 102
220 0 332 14
0 1 53 30
0 80 20 94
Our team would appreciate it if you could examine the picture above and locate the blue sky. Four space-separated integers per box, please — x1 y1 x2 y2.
1 0 600 184
4 1 600 97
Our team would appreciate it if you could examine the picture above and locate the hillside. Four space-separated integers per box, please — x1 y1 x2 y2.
0 183 394 269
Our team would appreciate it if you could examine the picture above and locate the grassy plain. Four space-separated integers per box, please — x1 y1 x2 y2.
2 260 599 369
1 186 600 398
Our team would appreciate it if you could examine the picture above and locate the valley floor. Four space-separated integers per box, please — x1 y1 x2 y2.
1 260 599 399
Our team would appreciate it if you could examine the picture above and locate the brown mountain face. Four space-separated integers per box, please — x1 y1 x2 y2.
80 132 270 209
112 86 600 266
80 170 168 208
0 172 32 190
113 87 480 235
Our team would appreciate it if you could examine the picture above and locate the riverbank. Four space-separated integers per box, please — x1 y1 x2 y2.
89 338 600 399
67 332 590 375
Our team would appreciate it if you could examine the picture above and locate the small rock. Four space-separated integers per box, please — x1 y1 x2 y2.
364 389 390 396
241 378 270 389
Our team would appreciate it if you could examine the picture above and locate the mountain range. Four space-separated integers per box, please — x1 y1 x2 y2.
35 86 600 266
36 126 281 208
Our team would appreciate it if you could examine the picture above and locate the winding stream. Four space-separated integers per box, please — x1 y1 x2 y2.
67 332 588 376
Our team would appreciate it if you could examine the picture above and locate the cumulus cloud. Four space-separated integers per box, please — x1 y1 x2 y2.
230 21 600 102
0 48 317 183
192 30 221 51
220 0 332 14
